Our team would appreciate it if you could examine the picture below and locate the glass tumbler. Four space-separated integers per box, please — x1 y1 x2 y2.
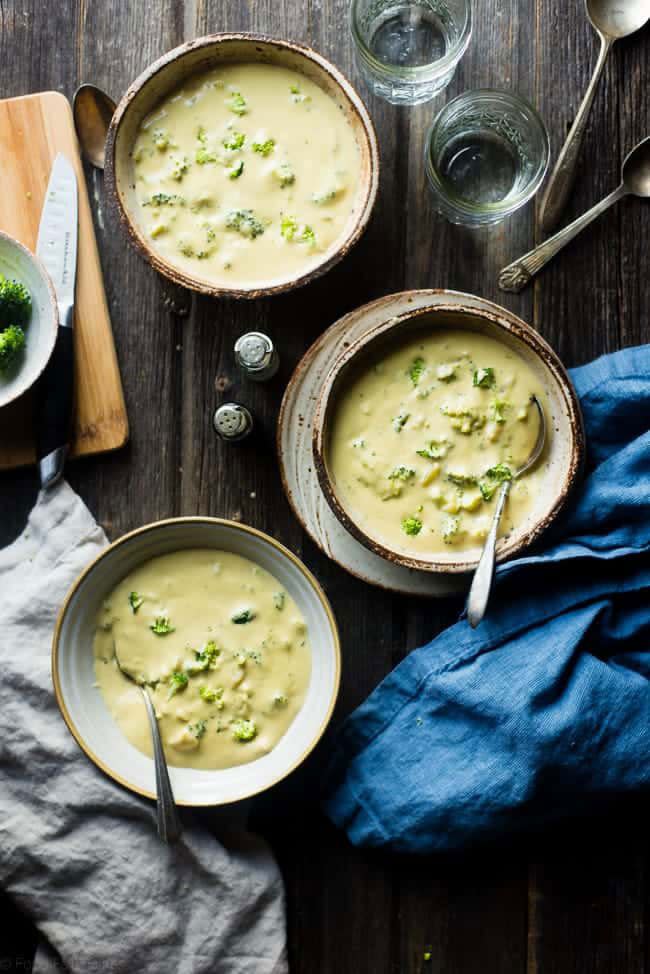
424 89 550 227
350 0 472 105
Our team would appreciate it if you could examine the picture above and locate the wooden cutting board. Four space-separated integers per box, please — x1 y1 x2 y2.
0 91 128 470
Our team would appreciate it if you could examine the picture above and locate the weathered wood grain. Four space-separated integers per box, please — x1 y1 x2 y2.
1 0 648 972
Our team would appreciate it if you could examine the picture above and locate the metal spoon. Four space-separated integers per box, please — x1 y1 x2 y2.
540 0 649 232
113 640 183 843
499 136 650 293
73 84 116 169
466 397 547 629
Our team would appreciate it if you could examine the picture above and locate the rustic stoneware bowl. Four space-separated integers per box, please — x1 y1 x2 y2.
53 517 341 806
0 231 58 409
313 296 585 574
105 33 379 299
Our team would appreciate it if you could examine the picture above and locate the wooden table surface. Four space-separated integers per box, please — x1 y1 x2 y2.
2 1 649 971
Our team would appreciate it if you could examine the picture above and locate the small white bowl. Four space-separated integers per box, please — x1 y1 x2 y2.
53 518 341 806
0 230 58 409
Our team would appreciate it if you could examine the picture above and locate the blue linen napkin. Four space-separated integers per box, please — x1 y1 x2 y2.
323 345 650 853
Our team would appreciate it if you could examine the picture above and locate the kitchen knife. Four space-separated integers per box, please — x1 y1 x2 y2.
35 153 78 488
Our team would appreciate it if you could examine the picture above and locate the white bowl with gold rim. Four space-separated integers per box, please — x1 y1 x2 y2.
53 518 340 806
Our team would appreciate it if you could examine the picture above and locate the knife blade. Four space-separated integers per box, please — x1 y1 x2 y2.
35 153 78 488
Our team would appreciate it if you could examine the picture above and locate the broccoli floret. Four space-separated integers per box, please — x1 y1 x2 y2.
486 463 513 483
280 216 298 241
0 325 26 373
273 591 286 611
479 480 497 502
195 147 218 165
0 276 31 328
300 224 316 245
188 719 207 740
227 160 244 179
417 440 450 460
252 138 275 156
199 685 224 704
167 671 188 699
150 615 175 635
408 357 426 386
226 91 248 116
388 466 415 482
232 718 258 742
223 131 246 150
289 85 311 104
447 472 478 487
170 156 190 181
225 209 265 239
393 413 410 433
128 591 143 614
280 217 314 243
311 185 343 205
272 692 288 708
142 193 184 207
185 640 221 675
231 608 255 624
473 367 495 389
436 363 457 382
273 163 295 187
402 515 423 537
152 129 170 150
442 515 461 542
490 398 511 424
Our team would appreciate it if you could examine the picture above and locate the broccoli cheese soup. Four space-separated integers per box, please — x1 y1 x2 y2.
93 549 311 770
130 62 362 288
327 330 550 557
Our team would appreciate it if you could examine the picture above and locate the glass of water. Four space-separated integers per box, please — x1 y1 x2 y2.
424 90 550 226
350 0 472 105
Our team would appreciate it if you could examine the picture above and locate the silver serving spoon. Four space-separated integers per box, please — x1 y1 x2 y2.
73 83 116 169
500 136 650 293
466 397 547 629
113 640 182 843
540 0 649 232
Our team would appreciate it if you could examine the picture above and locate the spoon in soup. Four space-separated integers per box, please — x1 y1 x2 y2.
113 640 183 843
466 396 547 629
539 0 649 232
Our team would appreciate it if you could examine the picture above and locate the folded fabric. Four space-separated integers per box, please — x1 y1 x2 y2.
323 345 650 853
0 483 287 974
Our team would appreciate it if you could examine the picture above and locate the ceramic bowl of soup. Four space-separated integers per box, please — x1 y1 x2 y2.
53 518 340 806
105 33 379 299
313 295 584 574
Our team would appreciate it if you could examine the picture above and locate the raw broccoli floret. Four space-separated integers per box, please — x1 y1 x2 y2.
232 718 257 742
0 276 31 328
0 325 26 373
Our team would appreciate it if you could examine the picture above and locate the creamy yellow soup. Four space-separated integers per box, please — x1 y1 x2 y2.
130 63 362 287
93 549 311 770
328 330 550 557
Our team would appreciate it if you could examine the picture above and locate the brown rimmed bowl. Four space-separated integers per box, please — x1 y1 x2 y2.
53 517 341 806
105 33 379 300
312 295 585 575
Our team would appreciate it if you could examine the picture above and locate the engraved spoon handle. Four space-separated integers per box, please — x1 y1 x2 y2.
540 33 614 233
499 184 627 293
140 686 183 843
466 481 511 629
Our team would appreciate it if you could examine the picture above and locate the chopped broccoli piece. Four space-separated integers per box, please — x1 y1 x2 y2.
185 640 221 674
167 671 188 699
473 367 495 389
388 466 415 482
311 185 342 205
409 357 426 386
436 363 457 382
393 413 410 433
273 591 286 611
289 84 301 95
195 147 218 165
441 403 485 434
402 515 423 536
199 685 224 703
225 209 265 239
490 398 511 424
0 276 31 327
252 138 275 156
150 615 175 635
227 159 244 179
152 129 170 150
289 85 311 104
447 472 478 487
281 216 298 241
300 224 316 245
142 192 184 207
273 163 295 187
226 91 248 116
417 440 449 460
272 692 288 708
128 591 144 614
232 718 258 742
188 719 207 740
232 608 255 624
223 131 246 150
0 325 26 373
486 463 513 483
442 515 461 542
170 156 190 181
479 480 497 502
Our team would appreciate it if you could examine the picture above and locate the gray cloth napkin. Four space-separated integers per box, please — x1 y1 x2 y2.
0 482 288 974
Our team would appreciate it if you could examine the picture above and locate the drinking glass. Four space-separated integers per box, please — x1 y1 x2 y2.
424 90 550 226
350 0 472 105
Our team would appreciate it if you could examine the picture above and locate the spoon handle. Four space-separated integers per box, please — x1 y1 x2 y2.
466 481 511 629
140 687 183 843
499 184 626 293
540 33 614 232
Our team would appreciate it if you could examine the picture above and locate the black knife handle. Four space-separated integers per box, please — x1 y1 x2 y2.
35 325 75 488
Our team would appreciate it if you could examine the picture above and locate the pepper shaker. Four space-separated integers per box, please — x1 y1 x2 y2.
234 332 279 382
213 402 254 443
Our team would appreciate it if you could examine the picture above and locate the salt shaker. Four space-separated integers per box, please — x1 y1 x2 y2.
213 402 254 443
234 332 279 382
